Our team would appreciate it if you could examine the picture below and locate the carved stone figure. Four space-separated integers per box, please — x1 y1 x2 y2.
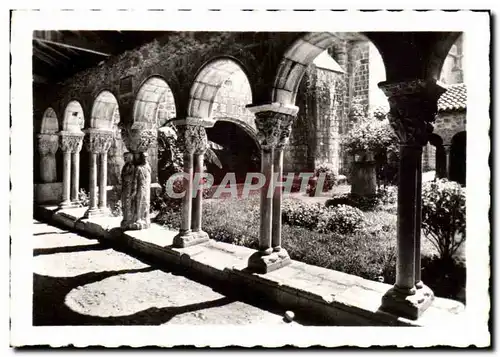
130 152 151 230
120 152 136 229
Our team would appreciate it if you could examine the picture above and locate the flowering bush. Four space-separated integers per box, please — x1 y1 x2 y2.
343 118 397 156
421 179 466 261
282 199 365 234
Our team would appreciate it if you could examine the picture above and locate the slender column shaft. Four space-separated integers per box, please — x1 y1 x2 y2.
192 153 204 232
272 148 284 252
180 153 194 234
395 144 419 293
444 144 451 179
259 149 274 255
71 152 80 202
88 153 98 211
61 151 72 206
415 148 423 288
98 153 108 209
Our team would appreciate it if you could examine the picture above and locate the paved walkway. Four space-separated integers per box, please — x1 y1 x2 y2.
32 219 299 326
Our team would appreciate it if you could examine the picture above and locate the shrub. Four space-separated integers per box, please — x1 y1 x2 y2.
316 204 366 235
421 179 466 261
77 189 89 207
306 164 337 196
282 199 365 235
325 186 398 213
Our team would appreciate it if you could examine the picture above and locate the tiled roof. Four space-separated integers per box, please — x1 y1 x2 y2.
438 83 467 112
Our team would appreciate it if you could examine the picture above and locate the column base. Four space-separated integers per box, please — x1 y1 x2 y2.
247 248 291 274
83 207 103 218
380 283 435 320
121 220 151 231
59 200 78 209
173 230 210 248
98 207 111 217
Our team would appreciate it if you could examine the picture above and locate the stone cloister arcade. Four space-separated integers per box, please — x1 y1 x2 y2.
34 31 462 320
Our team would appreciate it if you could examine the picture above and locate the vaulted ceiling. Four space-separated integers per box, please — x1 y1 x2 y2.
32 30 165 86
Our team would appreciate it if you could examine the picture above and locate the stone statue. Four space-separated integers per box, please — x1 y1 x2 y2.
120 152 136 229
130 152 151 230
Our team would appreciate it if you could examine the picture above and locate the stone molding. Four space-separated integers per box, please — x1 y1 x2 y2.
171 117 216 128
176 124 208 155
37 133 59 155
84 129 114 154
59 131 84 153
121 127 157 153
379 79 446 147
246 102 299 116
254 111 296 151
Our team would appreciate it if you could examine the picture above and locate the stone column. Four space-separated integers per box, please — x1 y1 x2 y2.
120 127 157 230
59 131 84 209
415 152 423 288
84 129 113 218
192 150 208 237
272 115 295 253
71 150 81 204
443 144 452 179
246 103 298 273
379 79 445 320
36 134 59 183
173 123 210 248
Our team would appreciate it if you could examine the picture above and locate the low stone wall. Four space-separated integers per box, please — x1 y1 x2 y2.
34 204 467 327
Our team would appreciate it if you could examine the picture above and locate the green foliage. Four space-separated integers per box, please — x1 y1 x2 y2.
421 179 466 261
282 198 365 235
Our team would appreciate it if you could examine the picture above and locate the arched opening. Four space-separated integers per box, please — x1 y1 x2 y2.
274 32 387 182
35 107 60 184
40 107 59 134
206 120 260 185
87 91 125 190
62 100 84 133
188 58 257 187
133 77 177 184
428 134 444 179
450 131 466 186
188 58 253 119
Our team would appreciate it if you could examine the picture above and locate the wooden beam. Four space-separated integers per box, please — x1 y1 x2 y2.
33 31 111 57
33 46 59 67
34 39 71 60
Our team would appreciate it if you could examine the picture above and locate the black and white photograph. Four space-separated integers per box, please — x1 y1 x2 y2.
8 8 491 348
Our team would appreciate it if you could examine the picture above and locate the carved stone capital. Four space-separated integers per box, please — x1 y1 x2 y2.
84 129 114 154
121 127 157 153
378 79 446 146
59 131 84 153
37 133 59 155
254 111 296 151
176 124 208 155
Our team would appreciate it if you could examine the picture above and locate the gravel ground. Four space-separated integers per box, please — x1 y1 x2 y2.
32 220 299 326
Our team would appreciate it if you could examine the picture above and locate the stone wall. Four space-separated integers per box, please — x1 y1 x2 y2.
433 111 466 146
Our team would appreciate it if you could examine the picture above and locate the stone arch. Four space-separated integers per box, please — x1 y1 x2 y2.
62 100 85 132
272 32 386 106
90 90 120 130
206 119 261 185
214 117 260 151
426 32 464 82
40 107 59 133
132 76 177 183
188 57 253 119
133 76 177 129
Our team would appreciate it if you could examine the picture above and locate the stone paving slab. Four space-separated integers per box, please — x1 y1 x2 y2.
36 205 467 327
